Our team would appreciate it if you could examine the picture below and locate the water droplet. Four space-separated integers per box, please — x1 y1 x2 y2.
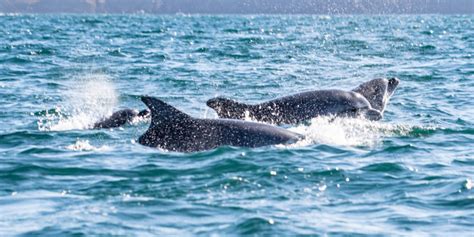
465 179 473 190
318 184 327 192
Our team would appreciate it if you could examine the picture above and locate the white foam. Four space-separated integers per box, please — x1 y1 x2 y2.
65 140 111 152
466 179 473 190
38 73 118 131
283 116 412 148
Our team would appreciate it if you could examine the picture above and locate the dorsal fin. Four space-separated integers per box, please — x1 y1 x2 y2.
141 96 191 126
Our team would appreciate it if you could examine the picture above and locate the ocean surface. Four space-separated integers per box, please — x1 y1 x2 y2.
0 14 473 236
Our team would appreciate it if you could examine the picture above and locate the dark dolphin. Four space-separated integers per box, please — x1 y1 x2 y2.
207 90 382 125
207 78 399 125
352 77 400 113
93 109 150 129
138 96 302 152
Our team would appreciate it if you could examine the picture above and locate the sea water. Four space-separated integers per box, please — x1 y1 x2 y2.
0 14 473 235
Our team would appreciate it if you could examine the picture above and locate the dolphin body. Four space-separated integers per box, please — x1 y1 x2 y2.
93 109 150 129
207 78 399 125
138 96 302 152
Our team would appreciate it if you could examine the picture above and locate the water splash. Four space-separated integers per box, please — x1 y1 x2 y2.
284 116 412 148
65 140 111 152
38 74 118 131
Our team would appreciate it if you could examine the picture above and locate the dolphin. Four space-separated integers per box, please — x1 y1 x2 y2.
138 96 302 152
93 109 150 129
206 78 399 125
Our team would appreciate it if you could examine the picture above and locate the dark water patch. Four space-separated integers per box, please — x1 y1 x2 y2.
145 53 167 61
421 175 449 181
20 227 86 237
387 216 433 228
79 18 104 26
430 198 474 209
211 49 263 60
440 127 474 135
360 163 406 173
18 147 65 156
231 217 276 236
452 159 474 166
420 30 435 35
0 171 30 183
337 39 370 50
28 48 55 56
454 118 472 126
361 63 393 68
0 56 32 64
223 28 239 33
198 157 261 175
0 131 54 148
327 231 384 236
313 144 354 154
43 82 64 90
107 48 127 57
306 168 347 179
368 144 430 155
195 47 209 53
237 37 266 45
141 28 166 34
419 45 437 54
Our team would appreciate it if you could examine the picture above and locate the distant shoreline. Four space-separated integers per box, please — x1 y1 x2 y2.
1 0 472 15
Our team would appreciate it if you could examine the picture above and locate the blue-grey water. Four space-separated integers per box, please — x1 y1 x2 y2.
0 14 473 236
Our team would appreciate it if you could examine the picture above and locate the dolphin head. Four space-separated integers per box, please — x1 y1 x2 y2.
207 97 250 119
206 97 231 110
137 109 150 118
352 77 400 113
114 109 140 122
93 109 139 129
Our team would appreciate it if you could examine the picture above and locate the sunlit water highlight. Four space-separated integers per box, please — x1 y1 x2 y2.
0 14 473 236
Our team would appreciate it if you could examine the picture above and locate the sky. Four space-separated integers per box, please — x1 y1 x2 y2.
0 0 473 14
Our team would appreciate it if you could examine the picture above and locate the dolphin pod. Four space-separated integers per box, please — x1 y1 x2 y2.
91 78 399 152
207 78 399 125
138 96 302 152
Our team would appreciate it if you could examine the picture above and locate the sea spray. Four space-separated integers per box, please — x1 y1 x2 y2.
284 116 412 147
38 73 118 131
